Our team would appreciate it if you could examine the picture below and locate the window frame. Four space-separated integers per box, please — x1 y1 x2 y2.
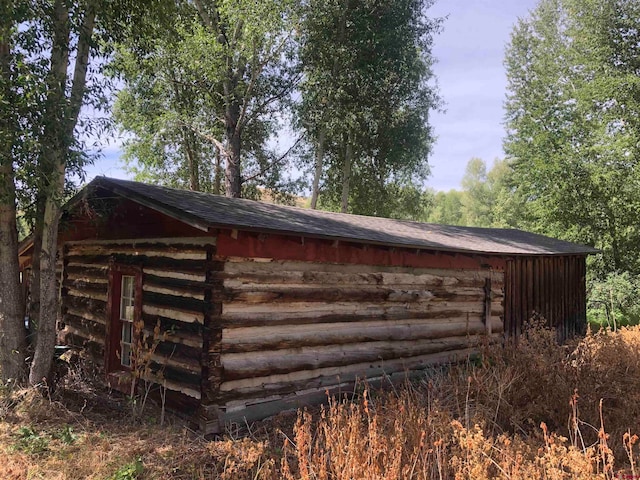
105 264 143 374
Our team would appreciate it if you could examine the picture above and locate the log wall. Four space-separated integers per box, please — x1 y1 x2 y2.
59 236 217 421
215 257 504 425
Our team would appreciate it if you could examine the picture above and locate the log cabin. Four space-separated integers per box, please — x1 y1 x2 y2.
18 177 597 433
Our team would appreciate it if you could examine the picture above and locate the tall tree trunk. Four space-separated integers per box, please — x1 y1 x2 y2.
340 136 353 213
27 198 45 343
0 0 27 383
0 165 25 384
224 102 242 198
310 128 326 209
29 0 95 385
183 130 200 191
29 162 65 385
213 149 222 195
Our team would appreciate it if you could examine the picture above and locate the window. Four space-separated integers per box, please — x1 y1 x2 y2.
119 275 136 367
107 266 141 373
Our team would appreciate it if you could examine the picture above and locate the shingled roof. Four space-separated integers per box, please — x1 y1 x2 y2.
80 177 597 256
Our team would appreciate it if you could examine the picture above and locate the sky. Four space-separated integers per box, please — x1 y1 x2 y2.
85 0 540 191
426 0 538 191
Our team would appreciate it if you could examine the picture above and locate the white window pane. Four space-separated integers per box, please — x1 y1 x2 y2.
119 276 136 322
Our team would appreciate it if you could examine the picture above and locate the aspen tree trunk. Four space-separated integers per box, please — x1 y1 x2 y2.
213 149 222 194
340 136 353 213
29 0 95 385
0 0 27 383
29 162 65 385
183 130 200 191
224 103 242 198
310 128 326 209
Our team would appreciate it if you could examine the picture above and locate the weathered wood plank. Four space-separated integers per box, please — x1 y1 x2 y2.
65 254 206 273
221 318 488 353
143 283 205 301
143 268 206 283
222 285 503 305
218 347 480 401
64 286 108 303
142 304 204 325
63 295 107 319
63 313 106 338
221 335 485 381
66 236 216 247
223 269 504 289
224 257 504 281
62 324 106 346
67 245 207 260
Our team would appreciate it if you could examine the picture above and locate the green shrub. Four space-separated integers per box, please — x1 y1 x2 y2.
588 272 640 328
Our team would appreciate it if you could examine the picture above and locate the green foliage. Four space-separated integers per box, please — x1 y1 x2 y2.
588 272 640 328
427 189 464 225
113 0 301 198
54 425 77 445
12 426 49 454
426 157 518 227
503 0 640 276
298 0 441 214
108 457 144 480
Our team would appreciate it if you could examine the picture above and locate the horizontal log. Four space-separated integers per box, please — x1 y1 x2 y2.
141 314 202 338
65 271 108 284
140 371 201 400
62 324 105 347
220 302 503 329
223 285 503 305
149 361 201 387
218 347 479 402
66 236 216 247
63 332 105 362
143 268 206 283
142 290 206 314
221 335 485 381
221 318 488 353
143 283 205 301
143 273 211 292
63 278 107 295
224 258 504 281
222 301 503 323
152 337 203 363
65 306 106 326
149 353 201 375
63 313 106 338
142 304 204 324
65 265 109 280
64 286 108 303
65 254 207 273
67 244 207 260
63 295 107 319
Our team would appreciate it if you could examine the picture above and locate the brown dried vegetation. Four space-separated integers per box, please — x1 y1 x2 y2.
2 323 640 479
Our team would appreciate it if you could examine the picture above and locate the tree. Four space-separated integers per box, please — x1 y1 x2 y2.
427 190 464 226
297 0 441 215
0 0 27 383
0 0 163 385
115 0 301 199
504 0 640 276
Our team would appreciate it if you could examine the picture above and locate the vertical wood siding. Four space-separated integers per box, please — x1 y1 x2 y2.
216 257 505 424
504 255 587 341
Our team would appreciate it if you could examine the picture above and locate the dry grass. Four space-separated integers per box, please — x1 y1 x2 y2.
2 324 640 479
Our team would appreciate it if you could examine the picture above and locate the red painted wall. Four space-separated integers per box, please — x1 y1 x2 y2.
216 229 506 271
